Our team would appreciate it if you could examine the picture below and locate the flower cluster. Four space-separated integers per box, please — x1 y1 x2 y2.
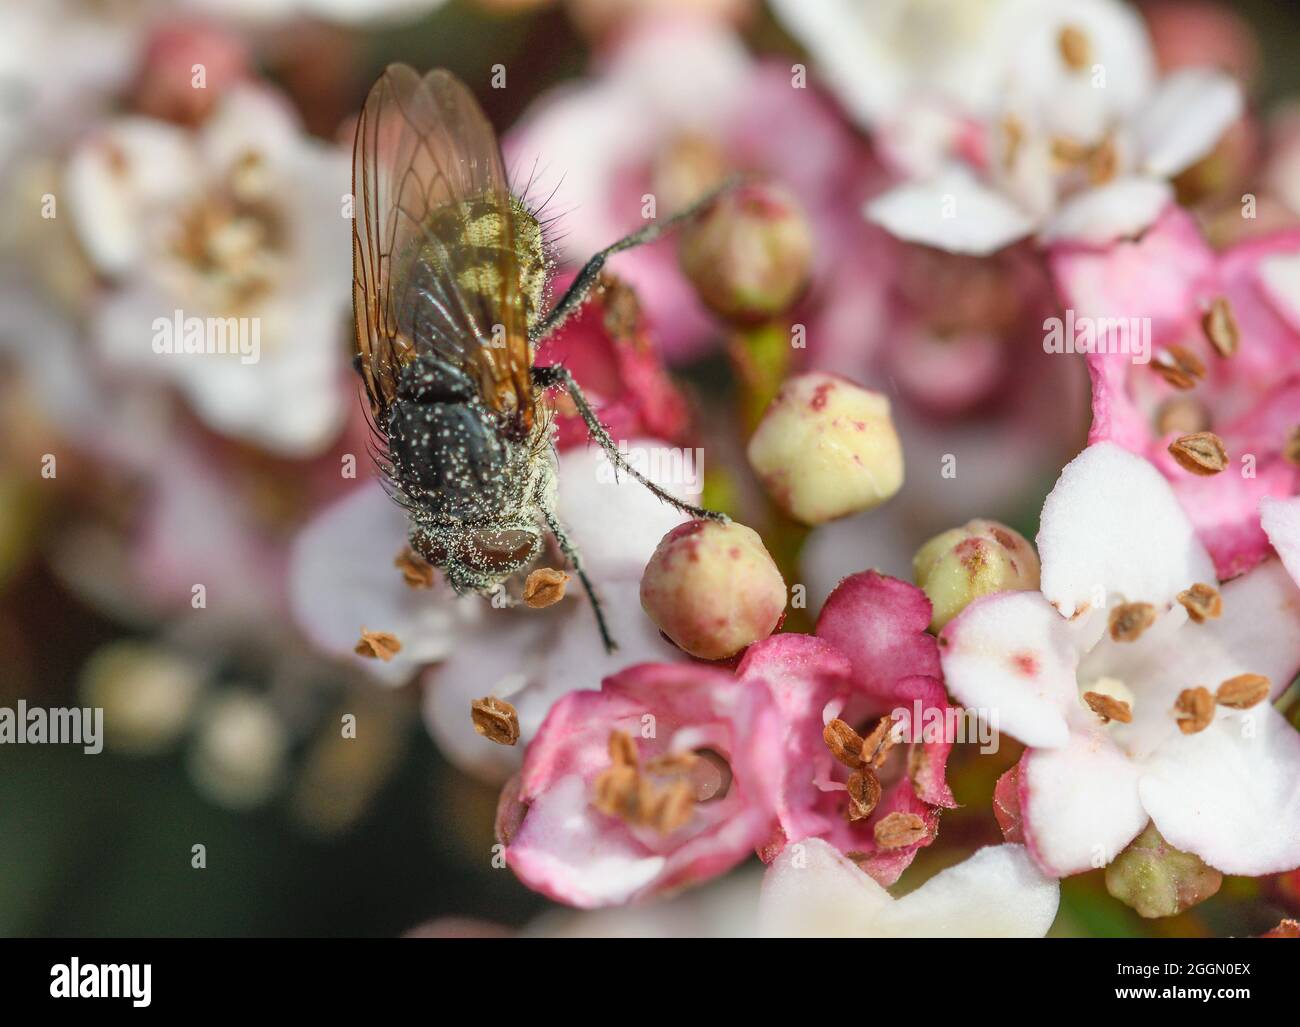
6 0 1300 940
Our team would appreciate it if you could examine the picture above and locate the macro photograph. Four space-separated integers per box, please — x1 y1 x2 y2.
1 0 1300 988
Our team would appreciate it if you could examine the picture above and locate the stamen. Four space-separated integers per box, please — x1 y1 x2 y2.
1108 602 1156 642
1151 346 1206 390
845 769 882 822
1201 297 1239 358
354 627 401 661
1215 673 1270 709
1168 432 1228 475
1174 687 1215 734
1284 427 1300 467
823 717 865 769
394 548 435 589
522 567 569 608
1177 582 1222 623
470 696 520 746
1087 138 1119 186
1057 25 1093 71
592 730 705 833
1083 690 1132 724
874 812 929 849
860 715 899 769
1001 115 1024 171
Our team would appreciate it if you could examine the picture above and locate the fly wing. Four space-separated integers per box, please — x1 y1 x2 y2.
351 65 534 429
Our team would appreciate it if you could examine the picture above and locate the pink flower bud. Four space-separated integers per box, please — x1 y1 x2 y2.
913 519 1041 631
640 519 786 660
678 181 812 323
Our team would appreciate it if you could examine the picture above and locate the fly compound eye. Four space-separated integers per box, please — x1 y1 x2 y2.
410 531 449 568
463 528 540 574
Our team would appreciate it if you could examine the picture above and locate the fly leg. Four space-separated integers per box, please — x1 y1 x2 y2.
530 177 740 343
532 363 726 523
542 507 616 654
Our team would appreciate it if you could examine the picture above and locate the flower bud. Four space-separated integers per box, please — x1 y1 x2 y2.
1104 823 1223 918
678 181 812 323
640 519 786 660
913 519 1041 631
747 372 903 525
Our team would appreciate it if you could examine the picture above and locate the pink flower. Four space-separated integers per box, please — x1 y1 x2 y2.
741 572 956 886
941 442 1300 878
132 19 252 126
499 662 783 908
1051 205 1300 577
504 19 888 364
534 273 689 449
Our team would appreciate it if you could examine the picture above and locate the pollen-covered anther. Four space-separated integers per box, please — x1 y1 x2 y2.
1108 601 1156 642
1174 686 1215 734
1083 690 1133 724
522 567 569 609
354 627 401 661
1152 346 1207 390
394 547 435 589
1201 296 1239 358
845 769 882 822
1215 673 1270 709
1168 431 1228 475
1057 25 1092 71
1177 582 1222 623
470 696 520 746
823 717 865 769
860 715 899 769
873 812 929 850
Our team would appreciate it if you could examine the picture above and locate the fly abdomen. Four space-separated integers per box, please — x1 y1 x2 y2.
386 398 515 522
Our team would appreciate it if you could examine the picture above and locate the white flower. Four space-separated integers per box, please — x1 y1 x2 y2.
941 443 1300 877
777 0 1242 254
760 839 1060 937
65 86 352 456
289 440 699 781
0 0 150 170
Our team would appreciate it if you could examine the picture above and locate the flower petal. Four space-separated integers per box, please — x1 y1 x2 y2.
1135 69 1243 178
288 481 472 684
865 167 1034 256
759 837 1058 937
1020 720 1149 876
1038 442 1216 617
1039 177 1173 246
815 570 942 699
939 590 1083 748
1140 705 1300 876
878 843 1060 937
1262 495 1300 589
